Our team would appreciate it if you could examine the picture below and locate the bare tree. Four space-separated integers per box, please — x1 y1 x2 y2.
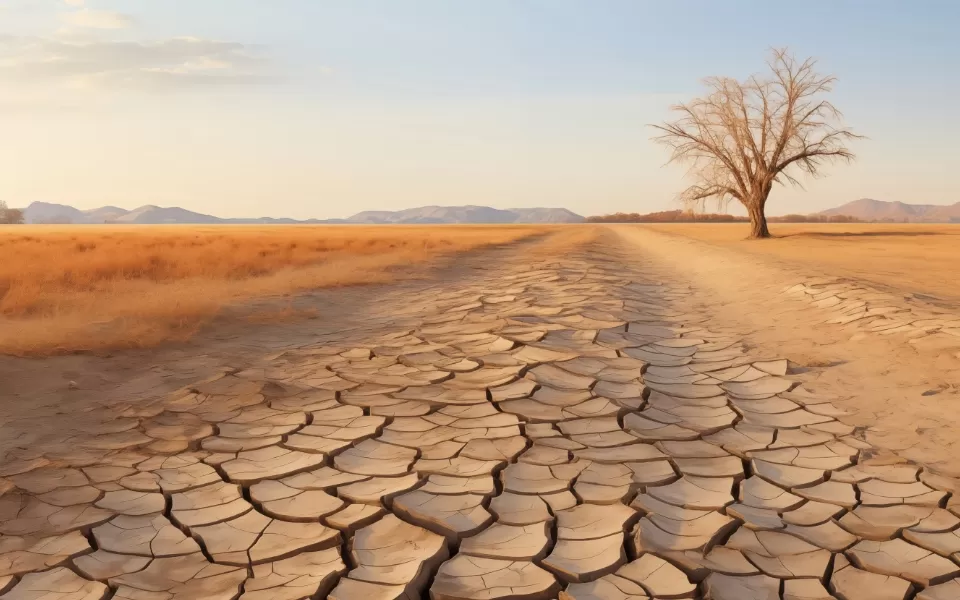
652 48 860 238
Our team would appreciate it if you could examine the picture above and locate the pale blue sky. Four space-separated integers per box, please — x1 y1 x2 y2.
1 1 957 219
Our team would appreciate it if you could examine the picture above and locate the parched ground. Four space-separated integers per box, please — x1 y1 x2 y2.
643 223 960 304
622 224 960 469
1 225 959 600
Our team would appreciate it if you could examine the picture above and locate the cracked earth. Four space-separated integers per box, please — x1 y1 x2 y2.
2 227 960 600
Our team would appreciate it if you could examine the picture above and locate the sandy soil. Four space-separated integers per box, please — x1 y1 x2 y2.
4 223 957 473
616 224 960 473
0 227 595 458
644 223 960 304
3 224 960 598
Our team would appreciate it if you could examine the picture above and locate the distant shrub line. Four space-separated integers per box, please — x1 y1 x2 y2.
586 210 864 223
0 200 24 225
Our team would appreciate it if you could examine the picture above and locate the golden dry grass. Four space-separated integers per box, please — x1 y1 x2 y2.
0 225 543 355
643 222 960 302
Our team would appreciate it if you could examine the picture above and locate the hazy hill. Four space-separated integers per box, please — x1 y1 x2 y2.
347 205 516 224
82 206 129 222
23 202 90 224
818 198 960 222
110 205 224 225
345 205 583 224
508 207 585 223
19 202 584 225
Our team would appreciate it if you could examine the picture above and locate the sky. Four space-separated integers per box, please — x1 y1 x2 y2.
1 0 958 220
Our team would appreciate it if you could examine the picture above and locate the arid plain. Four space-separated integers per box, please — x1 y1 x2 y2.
1 223 960 600
646 223 960 304
0 225 543 356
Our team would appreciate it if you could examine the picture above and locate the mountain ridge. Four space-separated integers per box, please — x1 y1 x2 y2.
19 202 586 225
15 199 960 225
816 198 960 222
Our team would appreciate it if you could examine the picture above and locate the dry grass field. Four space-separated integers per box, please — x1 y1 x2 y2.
0 225 544 355
644 223 960 303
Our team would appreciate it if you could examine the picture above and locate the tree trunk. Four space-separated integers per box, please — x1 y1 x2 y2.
747 202 771 239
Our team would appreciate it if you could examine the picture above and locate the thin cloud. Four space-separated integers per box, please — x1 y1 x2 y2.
62 8 135 30
0 35 273 90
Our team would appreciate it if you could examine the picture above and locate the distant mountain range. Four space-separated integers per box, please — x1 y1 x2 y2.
19 202 586 225
817 199 960 222
344 205 583 224
15 199 959 226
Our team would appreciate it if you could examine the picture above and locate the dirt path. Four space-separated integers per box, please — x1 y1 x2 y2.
641 223 960 306
615 225 960 475
2 227 959 600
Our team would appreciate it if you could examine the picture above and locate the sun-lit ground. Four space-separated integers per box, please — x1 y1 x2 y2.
0 225 548 355
641 222 960 303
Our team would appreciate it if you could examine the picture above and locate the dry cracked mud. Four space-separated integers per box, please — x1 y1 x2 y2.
2 227 960 599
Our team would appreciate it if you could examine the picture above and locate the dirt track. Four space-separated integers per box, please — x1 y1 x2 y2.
2 226 959 599
642 223 960 305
